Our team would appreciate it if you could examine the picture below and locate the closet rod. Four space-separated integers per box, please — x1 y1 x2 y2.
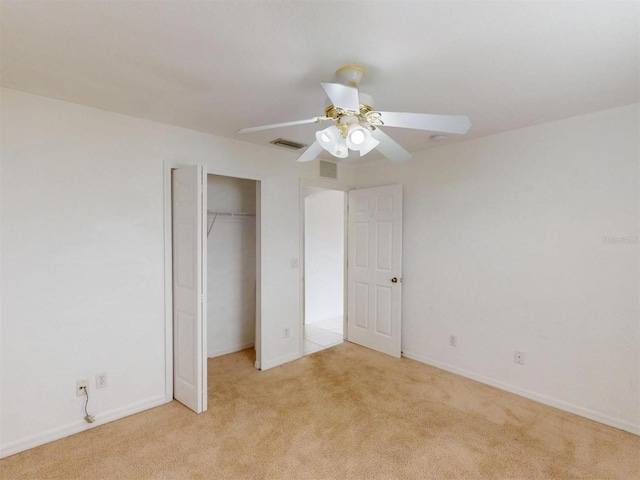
207 210 255 217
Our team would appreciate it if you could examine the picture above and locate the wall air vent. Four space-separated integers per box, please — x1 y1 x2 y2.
319 160 338 179
269 138 307 150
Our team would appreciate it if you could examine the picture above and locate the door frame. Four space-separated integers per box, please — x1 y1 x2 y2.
299 177 351 357
164 161 264 403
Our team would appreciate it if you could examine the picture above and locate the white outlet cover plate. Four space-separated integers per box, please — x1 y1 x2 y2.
76 379 89 397
96 373 107 389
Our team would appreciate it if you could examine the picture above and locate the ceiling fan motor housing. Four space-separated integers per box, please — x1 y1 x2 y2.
325 92 375 124
324 65 375 121
335 64 366 87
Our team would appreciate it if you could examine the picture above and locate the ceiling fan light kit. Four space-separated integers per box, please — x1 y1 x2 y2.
316 125 348 158
237 65 471 163
346 123 379 154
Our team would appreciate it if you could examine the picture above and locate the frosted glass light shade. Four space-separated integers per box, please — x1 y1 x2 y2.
316 125 339 149
351 130 365 144
347 125 366 147
316 125 348 158
346 124 378 155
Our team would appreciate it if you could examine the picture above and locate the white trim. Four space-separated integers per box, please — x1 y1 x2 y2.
301 177 352 192
260 352 303 371
402 350 640 436
208 343 255 358
199 165 207 412
0 395 168 459
163 162 174 402
255 180 262 371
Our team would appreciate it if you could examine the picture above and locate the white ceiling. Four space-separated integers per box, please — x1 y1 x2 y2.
2 1 638 161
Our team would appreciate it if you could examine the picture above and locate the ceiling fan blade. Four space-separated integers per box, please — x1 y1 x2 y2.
296 141 323 163
377 112 471 134
237 117 328 134
371 128 412 164
321 82 360 112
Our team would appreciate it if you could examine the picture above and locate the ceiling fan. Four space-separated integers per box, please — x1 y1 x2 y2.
237 65 471 163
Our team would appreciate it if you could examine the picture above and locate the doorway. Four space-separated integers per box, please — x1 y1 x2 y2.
303 187 346 354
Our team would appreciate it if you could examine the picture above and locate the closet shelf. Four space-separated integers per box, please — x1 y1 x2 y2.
207 211 256 217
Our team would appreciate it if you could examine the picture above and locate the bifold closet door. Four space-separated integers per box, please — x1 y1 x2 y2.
172 165 207 413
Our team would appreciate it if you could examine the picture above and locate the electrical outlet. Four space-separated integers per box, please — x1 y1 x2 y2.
76 379 89 397
449 334 457 347
283 327 290 339
96 372 107 389
514 350 525 365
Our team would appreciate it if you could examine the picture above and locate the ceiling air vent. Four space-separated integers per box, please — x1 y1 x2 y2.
319 160 338 179
269 138 306 150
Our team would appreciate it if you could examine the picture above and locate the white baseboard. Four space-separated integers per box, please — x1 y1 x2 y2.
402 351 639 436
0 394 168 459
260 351 302 371
208 342 254 358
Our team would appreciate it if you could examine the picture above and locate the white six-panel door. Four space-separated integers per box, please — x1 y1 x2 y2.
347 184 403 358
172 166 207 413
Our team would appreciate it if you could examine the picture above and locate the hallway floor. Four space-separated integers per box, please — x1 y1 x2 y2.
303 316 343 354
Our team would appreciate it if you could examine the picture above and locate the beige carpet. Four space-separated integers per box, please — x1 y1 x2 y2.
1 342 638 479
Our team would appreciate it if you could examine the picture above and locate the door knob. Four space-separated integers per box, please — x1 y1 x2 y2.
391 277 398 283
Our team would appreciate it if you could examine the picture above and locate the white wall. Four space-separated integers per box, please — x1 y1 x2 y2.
355 104 640 434
207 175 256 357
304 188 344 324
2 86 636 459
207 174 256 215
0 88 356 457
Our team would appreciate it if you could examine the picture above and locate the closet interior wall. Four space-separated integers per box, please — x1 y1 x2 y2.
207 174 257 357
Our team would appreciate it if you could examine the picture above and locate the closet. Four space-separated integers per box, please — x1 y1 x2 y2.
206 174 257 357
